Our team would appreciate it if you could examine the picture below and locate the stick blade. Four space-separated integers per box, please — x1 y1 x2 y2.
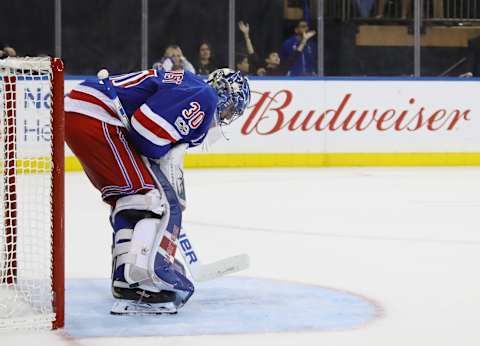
190 254 250 282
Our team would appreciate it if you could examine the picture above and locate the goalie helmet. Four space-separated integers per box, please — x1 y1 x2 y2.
207 68 251 126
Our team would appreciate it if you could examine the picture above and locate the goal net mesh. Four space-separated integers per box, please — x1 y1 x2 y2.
0 57 56 330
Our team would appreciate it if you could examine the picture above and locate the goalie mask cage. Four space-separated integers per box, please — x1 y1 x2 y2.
0 57 64 330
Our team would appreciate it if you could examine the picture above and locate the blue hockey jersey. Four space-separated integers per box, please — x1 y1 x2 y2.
65 69 218 159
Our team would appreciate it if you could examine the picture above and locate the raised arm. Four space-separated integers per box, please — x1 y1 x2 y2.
238 21 255 55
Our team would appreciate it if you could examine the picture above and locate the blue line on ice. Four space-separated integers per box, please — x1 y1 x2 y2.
65 277 380 337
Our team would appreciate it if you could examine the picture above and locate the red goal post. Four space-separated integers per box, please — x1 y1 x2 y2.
0 57 64 330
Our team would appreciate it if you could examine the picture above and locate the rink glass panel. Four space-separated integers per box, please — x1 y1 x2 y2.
148 0 229 71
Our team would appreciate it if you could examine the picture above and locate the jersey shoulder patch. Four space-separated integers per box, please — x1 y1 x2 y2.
161 70 185 85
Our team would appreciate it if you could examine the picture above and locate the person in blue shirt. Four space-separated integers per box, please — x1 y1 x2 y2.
65 68 250 313
280 20 317 76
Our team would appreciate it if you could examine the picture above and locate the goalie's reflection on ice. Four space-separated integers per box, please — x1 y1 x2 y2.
65 277 380 337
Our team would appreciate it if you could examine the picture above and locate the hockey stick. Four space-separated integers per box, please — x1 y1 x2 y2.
177 230 249 282
97 69 250 282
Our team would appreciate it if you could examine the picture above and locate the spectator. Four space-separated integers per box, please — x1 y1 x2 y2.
264 52 281 75
235 54 250 75
263 30 316 76
256 67 267 76
280 20 317 76
0 44 17 59
237 21 315 76
153 44 195 74
238 21 261 74
195 41 216 75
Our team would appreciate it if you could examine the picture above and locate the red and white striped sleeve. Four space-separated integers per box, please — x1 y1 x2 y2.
130 103 182 146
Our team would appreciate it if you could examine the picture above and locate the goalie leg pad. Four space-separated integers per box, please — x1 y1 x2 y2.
111 189 166 293
111 193 194 307
111 189 166 222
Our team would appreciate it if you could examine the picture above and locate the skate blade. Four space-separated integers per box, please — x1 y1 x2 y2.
110 301 178 315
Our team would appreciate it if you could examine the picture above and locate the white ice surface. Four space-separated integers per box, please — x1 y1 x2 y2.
3 167 480 345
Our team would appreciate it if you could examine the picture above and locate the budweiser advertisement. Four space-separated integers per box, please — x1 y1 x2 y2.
65 78 480 154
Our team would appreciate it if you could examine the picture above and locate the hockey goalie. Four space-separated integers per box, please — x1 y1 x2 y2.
64 67 251 314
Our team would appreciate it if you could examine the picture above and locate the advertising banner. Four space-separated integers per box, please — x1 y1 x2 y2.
1 76 52 159
64 78 480 167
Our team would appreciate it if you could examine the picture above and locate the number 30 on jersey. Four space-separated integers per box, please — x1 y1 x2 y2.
175 101 205 136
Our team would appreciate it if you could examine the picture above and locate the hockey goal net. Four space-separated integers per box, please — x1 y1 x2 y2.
0 57 64 330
